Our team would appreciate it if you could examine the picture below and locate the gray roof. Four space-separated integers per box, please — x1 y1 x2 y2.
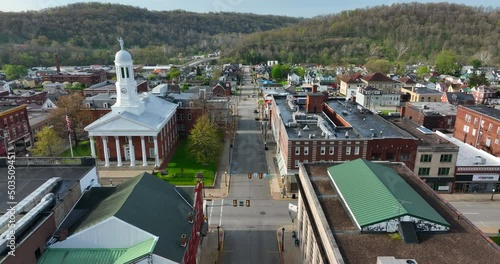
66 173 194 262
462 105 500 120
406 102 458 116
445 92 475 103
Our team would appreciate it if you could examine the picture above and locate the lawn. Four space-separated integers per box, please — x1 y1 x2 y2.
155 138 220 186
491 236 500 246
60 140 92 157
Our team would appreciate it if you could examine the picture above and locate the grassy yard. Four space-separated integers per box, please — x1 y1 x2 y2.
60 140 92 157
155 138 220 186
491 236 500 246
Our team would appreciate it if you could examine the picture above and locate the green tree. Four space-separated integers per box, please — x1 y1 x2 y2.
416 66 430 79
181 83 189 92
49 93 92 146
294 67 305 78
72 82 83 89
31 126 63 157
470 58 482 69
468 72 490 87
63 82 72 89
365 59 391 74
187 114 220 165
435 50 460 75
169 68 181 81
147 74 157 80
2 64 27 80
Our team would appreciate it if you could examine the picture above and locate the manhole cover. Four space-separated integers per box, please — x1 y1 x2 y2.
260 212 266 215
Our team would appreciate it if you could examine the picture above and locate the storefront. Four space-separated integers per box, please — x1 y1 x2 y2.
422 177 455 193
453 174 500 193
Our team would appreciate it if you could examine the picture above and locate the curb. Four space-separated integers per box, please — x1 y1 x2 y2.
276 226 285 264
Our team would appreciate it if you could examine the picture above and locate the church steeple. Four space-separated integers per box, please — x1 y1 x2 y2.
112 37 145 115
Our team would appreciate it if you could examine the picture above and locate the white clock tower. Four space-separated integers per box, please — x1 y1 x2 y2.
112 37 145 115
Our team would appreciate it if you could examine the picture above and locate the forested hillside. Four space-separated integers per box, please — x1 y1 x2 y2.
223 3 500 66
0 2 301 66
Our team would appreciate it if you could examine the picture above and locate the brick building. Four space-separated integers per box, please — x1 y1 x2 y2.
85 42 178 168
0 105 32 156
453 105 500 156
41 71 106 86
402 102 457 130
0 91 47 106
268 94 418 194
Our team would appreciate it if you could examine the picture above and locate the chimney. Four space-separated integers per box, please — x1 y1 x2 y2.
54 53 61 74
180 234 187 247
312 84 318 93
58 229 68 241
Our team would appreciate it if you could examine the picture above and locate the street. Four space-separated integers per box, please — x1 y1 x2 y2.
450 201 500 235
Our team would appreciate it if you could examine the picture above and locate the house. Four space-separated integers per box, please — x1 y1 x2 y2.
39 173 205 264
470 85 498 105
43 82 65 94
361 72 403 92
41 94 59 109
212 81 231 97
287 73 300 85
442 92 475 105
402 86 443 103
339 72 363 99
398 76 417 89
356 86 400 111
84 41 178 169
401 102 457 130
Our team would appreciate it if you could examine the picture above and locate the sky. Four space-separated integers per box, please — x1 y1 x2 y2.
2 0 500 17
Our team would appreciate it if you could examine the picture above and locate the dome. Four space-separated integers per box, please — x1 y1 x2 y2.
115 49 132 63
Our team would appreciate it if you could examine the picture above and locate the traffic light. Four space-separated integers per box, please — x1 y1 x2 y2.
248 173 252 179
233 199 237 207
246 200 250 207
259 173 263 179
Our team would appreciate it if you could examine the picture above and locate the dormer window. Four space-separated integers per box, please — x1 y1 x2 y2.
103 102 109 108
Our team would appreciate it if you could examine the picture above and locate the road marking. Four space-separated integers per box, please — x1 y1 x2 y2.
462 212 479 215
208 199 214 226
219 199 224 227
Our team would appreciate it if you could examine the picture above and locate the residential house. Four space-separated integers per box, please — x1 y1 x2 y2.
442 92 475 105
398 76 417 90
41 94 60 110
212 81 231 97
470 85 498 105
287 73 300 85
339 72 363 99
402 86 443 103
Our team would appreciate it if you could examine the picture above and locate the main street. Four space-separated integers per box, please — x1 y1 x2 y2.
206 66 291 264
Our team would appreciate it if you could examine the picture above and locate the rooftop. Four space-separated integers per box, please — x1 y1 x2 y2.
405 102 458 116
275 97 414 140
435 131 500 167
0 105 19 113
0 163 95 213
389 118 458 148
403 87 443 95
462 105 500 120
28 111 52 128
302 161 500 264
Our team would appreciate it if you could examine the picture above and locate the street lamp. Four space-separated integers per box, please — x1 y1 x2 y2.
281 227 285 252
217 226 220 250
492 189 496 201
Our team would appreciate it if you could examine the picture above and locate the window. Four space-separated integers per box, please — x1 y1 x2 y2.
295 160 299 168
304 147 309 155
486 137 491 147
303 160 308 163
440 154 453 162
329 147 334 155
345 146 351 155
188 113 192 120
189 102 194 107
23 124 28 133
125 67 130 78
149 148 155 158
103 102 109 108
420 154 432 162
354 146 360 155
148 136 154 142
12 129 16 138
400 153 409 161
474 117 478 125
438 167 450 176
120 67 125 79
320 147 325 155
418 168 430 176
489 123 493 132
295 147 300 155
463 125 470 133
472 129 476 136
496 139 499 145
180 114 184 120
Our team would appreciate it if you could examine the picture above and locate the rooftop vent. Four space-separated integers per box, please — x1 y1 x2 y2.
473 156 487 165
303 125 310 131
180 234 187 247
298 131 302 137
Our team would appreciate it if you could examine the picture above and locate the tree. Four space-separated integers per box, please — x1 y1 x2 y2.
187 114 220 165
196 66 202 76
63 82 72 89
271 65 283 80
468 72 490 87
49 93 92 146
72 82 83 89
169 68 181 81
416 66 430 79
31 127 63 157
365 59 391 74
147 74 157 80
181 83 189 92
293 67 305 78
2 64 27 80
470 58 482 69
435 50 459 75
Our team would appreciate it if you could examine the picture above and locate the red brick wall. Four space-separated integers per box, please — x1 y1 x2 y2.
367 138 417 170
176 108 203 136
453 106 500 156
0 105 32 155
3 214 56 264
306 95 324 113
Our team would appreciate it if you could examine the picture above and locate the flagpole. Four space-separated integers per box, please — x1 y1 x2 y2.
69 131 74 158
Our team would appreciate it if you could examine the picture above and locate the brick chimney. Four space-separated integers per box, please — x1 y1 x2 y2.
312 84 318 93
54 53 61 74
306 94 325 113
58 229 68 241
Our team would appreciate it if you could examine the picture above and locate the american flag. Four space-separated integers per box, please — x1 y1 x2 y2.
65 113 71 131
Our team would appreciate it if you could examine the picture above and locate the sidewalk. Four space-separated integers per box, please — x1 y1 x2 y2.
276 224 301 264
204 138 231 198
264 144 295 201
200 226 225 264
440 193 500 202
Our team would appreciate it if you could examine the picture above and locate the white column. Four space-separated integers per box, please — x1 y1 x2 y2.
102 136 109 167
128 136 135 167
89 136 96 158
141 136 147 166
153 136 160 167
115 136 122 167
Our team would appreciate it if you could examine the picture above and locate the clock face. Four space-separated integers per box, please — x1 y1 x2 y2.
121 88 127 94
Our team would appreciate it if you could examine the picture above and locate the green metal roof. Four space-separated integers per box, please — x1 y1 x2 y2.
327 159 449 228
38 238 156 264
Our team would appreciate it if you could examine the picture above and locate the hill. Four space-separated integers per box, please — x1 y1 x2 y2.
0 2 301 66
222 3 500 66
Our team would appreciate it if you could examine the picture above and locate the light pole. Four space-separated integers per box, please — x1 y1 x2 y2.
492 189 496 201
281 227 285 252
217 226 220 250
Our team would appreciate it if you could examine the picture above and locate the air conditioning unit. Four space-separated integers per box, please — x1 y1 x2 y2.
377 256 418 264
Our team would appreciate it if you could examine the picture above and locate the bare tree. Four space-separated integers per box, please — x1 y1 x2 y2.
475 50 493 66
394 42 409 61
